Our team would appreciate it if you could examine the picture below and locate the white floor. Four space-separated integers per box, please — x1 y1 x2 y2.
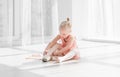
0 40 120 77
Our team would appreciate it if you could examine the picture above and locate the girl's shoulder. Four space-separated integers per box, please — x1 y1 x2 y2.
69 34 76 39
67 34 76 41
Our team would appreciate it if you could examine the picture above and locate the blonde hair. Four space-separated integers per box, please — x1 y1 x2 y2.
59 18 72 31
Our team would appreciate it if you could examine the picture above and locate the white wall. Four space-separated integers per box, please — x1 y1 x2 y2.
57 0 72 24
113 0 120 39
57 0 88 40
72 0 88 40
85 0 120 42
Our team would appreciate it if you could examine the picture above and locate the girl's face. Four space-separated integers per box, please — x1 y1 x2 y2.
59 28 71 38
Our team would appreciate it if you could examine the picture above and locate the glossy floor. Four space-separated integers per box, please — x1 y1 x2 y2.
0 41 120 77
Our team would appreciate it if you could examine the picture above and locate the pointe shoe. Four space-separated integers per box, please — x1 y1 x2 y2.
42 55 51 62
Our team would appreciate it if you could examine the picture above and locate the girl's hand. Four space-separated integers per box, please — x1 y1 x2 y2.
43 50 48 55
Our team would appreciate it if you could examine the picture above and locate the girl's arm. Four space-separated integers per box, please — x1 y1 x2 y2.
53 36 74 56
43 35 60 55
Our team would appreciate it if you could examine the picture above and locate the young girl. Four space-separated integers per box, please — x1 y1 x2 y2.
42 18 80 62
27 18 80 63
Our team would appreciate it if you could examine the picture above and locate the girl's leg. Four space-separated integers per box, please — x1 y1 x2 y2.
46 44 60 55
42 43 60 62
57 49 77 62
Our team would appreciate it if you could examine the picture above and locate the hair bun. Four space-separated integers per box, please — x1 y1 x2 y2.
67 18 70 21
